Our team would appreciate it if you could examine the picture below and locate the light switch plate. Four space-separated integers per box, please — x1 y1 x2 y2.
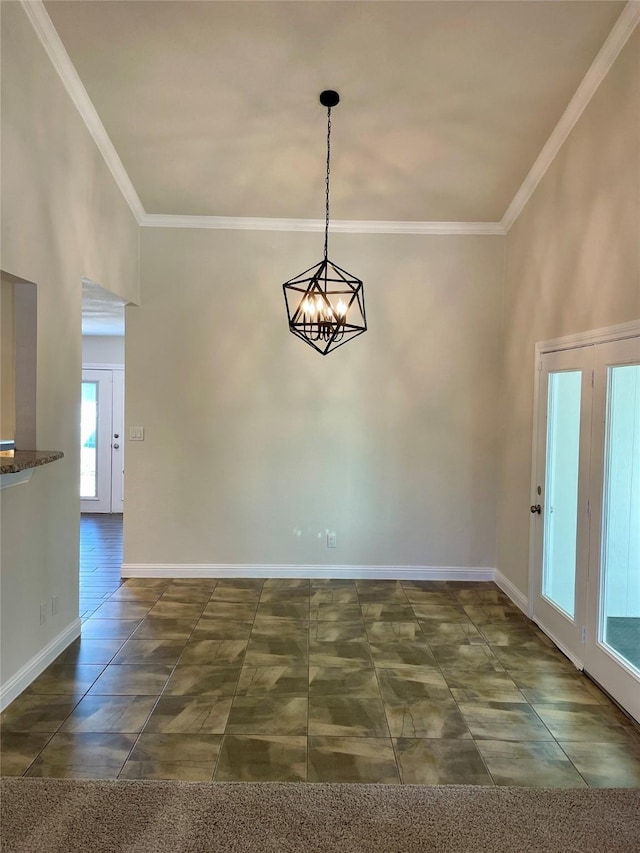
129 427 144 441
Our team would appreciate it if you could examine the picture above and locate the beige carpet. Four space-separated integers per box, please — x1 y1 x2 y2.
1 778 638 852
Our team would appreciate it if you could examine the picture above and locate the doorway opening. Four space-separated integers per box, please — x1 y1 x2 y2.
81 277 126 515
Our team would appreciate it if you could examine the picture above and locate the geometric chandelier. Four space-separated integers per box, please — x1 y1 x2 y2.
283 90 367 355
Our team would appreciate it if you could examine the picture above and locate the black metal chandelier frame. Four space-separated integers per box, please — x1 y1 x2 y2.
282 91 367 356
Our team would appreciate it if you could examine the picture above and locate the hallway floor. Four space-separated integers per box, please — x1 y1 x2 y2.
2 515 640 786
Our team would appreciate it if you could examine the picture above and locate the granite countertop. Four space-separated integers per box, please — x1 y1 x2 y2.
0 450 64 474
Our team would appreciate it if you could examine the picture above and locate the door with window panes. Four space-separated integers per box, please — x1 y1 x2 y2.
80 368 124 513
532 336 640 722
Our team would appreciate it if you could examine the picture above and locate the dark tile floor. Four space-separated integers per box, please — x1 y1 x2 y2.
2 515 640 786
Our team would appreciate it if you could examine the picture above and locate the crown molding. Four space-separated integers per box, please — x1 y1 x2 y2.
140 214 505 236
20 0 145 223
21 0 639 237
502 0 640 232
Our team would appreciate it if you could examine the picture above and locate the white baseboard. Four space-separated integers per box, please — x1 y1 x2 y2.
121 563 496 582
0 618 81 711
494 570 530 616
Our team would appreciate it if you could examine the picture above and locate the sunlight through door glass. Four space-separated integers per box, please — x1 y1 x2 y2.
542 371 581 619
600 364 640 673
80 381 98 498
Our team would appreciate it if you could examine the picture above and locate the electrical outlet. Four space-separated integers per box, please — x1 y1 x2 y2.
327 532 337 548
129 426 144 441
39 603 47 625
52 595 59 616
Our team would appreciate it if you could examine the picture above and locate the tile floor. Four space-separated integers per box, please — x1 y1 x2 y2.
1 515 640 786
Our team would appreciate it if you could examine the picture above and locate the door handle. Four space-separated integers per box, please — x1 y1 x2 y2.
530 504 541 514
113 443 120 450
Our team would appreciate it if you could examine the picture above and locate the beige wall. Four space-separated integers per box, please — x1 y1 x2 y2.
0 3 139 698
497 30 640 598
125 228 504 570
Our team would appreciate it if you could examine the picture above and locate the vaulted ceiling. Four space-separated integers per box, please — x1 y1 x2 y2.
42 0 628 226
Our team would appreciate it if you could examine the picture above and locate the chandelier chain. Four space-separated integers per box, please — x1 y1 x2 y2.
323 107 332 261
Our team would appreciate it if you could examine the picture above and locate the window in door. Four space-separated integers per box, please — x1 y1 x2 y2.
80 380 98 498
542 370 582 619
599 363 640 671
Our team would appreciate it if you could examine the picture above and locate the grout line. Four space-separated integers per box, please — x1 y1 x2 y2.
555 740 591 788
115 578 220 779
8 518 635 785
16 731 56 778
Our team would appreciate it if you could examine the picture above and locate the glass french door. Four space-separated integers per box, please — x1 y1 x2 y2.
532 348 593 662
80 369 124 513
533 337 640 722
586 337 640 720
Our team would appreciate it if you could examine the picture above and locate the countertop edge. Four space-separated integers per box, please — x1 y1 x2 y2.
0 450 65 475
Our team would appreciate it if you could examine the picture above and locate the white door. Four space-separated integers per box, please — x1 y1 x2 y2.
80 368 124 513
531 347 593 664
532 336 640 721
585 337 640 721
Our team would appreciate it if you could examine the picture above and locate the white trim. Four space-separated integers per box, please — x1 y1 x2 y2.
494 570 529 617
139 214 505 236
0 469 34 490
528 346 543 618
0 618 81 711
82 363 124 371
20 0 145 223
121 563 495 581
532 618 584 672
502 1 640 232
535 320 640 355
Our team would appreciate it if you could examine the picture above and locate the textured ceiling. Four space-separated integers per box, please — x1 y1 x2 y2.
43 1 626 224
82 279 126 336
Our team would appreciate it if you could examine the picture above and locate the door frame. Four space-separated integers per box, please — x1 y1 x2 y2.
528 320 640 667
530 347 594 664
81 362 125 514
